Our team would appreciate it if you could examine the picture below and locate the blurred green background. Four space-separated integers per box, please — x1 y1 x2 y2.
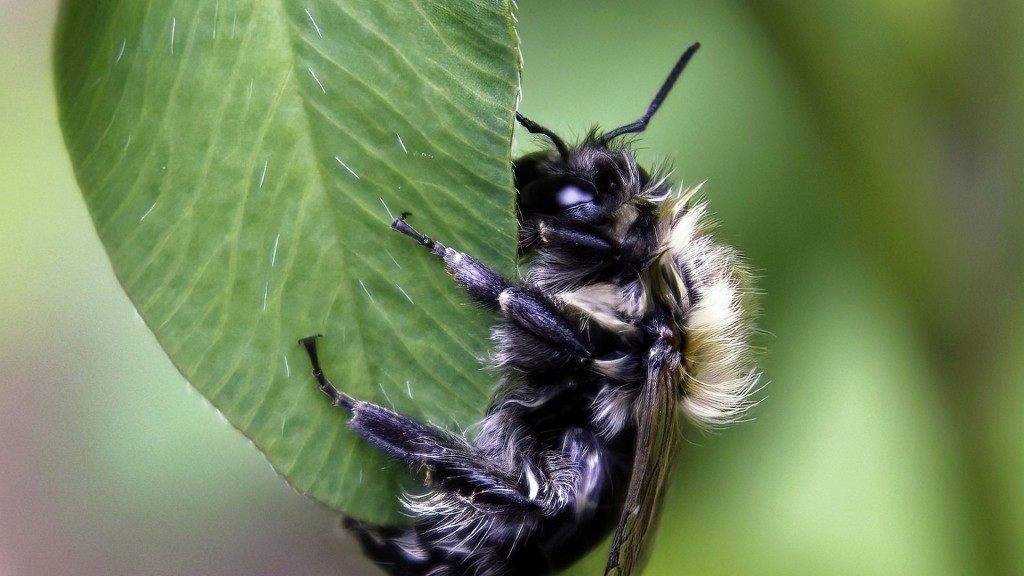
3 0 1022 575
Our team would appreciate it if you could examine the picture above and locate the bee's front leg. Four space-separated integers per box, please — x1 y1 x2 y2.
391 214 509 307
391 215 591 358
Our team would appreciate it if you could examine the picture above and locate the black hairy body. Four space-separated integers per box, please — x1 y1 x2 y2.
300 44 759 576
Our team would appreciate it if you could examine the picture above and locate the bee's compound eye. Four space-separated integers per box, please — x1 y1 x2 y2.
556 184 594 208
520 175 596 215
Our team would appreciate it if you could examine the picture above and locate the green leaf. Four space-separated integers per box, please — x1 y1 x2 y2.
55 0 519 523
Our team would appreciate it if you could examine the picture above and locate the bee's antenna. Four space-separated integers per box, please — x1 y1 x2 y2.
516 112 571 161
598 42 700 145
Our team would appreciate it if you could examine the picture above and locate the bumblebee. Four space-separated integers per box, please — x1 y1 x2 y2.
300 42 759 576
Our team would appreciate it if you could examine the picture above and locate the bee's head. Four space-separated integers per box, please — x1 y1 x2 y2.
512 43 699 256
513 141 650 251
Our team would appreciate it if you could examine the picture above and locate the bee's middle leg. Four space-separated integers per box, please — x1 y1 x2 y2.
298 335 541 510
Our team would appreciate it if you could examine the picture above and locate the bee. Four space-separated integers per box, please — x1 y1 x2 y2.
299 42 759 576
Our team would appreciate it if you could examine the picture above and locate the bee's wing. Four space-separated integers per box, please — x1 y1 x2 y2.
604 338 685 576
